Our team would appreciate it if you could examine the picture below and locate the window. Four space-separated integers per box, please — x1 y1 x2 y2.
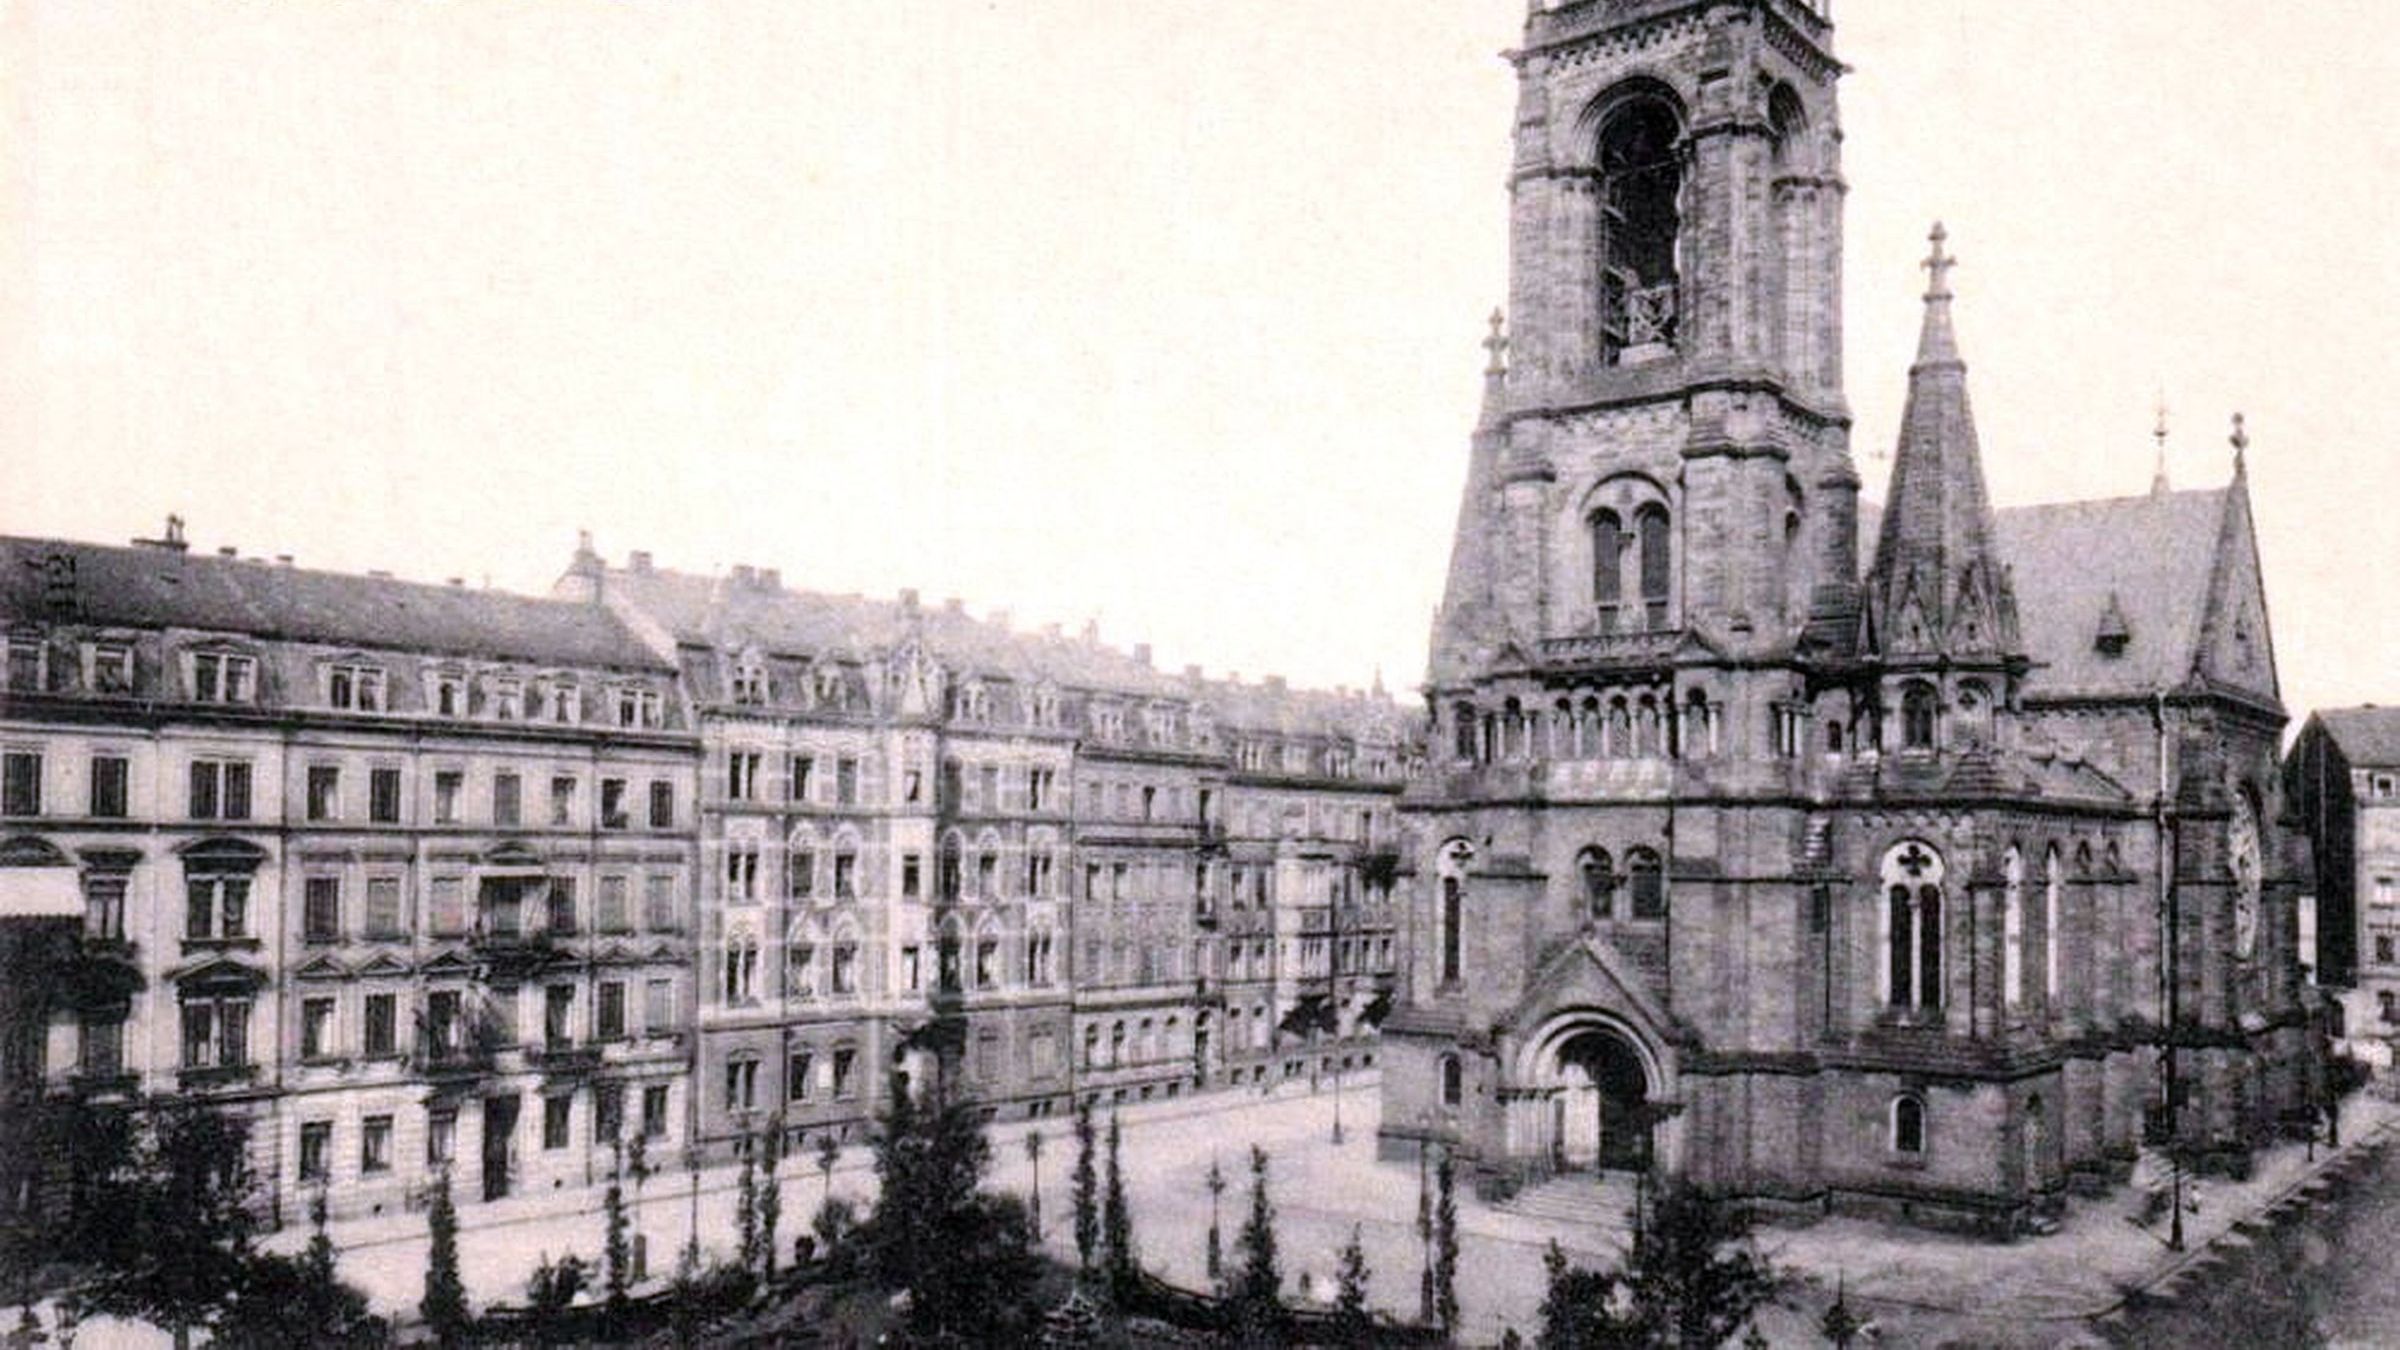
491 679 524 722
1578 848 1616 920
831 942 858 996
428 1110 457 1166
789 1049 814 1102
327 663 385 712
363 993 398 1057
306 765 341 821
597 981 627 1041
595 1084 624 1143
546 683 579 724
493 771 521 826
600 778 629 830
545 984 575 1047
544 1095 572 1150
832 1047 856 1098
835 758 858 805
728 750 761 801
617 686 662 728
793 846 821 902
185 873 252 941
1030 768 1055 812
84 875 125 942
178 996 251 1070
79 1016 125 1079
86 643 132 694
1882 841 1947 1011
369 766 401 823
1 751 40 815
789 756 814 803
833 849 857 900
1626 848 1666 920
1438 841 1472 984
2044 846 2063 1003
2377 877 2397 909
351 875 398 939
644 977 674 1035
433 771 462 824
1440 1055 1463 1108
900 852 919 899
362 1115 393 1174
725 844 759 903
1901 683 1938 752
550 775 576 827
189 652 256 704
1892 1095 1927 1155
598 875 630 933
901 945 922 994
1592 511 1627 628
723 935 758 1004
649 780 674 829
724 1057 758 1113
301 997 336 1059
423 990 462 1057
642 1085 669 1139
428 877 466 936
299 1121 332 1181
432 674 464 717
1595 94 1683 363
645 874 678 931
2378 935 2396 965
304 876 341 943
89 754 128 818
2002 847 2025 1010
547 878 577 934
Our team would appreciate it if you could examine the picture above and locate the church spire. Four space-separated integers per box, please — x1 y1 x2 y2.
1866 224 2019 662
2151 393 2172 496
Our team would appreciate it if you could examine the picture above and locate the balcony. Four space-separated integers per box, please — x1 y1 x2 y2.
410 1038 497 1080
531 1040 605 1076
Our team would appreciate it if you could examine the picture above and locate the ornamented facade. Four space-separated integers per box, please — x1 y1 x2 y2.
1377 0 2310 1234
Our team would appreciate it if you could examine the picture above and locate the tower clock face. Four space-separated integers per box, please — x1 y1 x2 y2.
2228 787 2263 961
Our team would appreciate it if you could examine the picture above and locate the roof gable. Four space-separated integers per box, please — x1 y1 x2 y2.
1992 488 2225 700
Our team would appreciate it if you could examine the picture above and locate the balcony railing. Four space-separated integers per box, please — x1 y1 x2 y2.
1539 629 1681 667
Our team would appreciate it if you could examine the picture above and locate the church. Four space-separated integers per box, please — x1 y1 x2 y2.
1376 0 2311 1235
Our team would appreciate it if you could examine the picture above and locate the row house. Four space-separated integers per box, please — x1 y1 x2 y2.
0 528 695 1222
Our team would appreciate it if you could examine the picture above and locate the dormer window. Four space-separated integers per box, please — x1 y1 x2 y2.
729 655 767 706
327 662 386 712
1092 705 1124 742
616 686 662 729
85 643 133 694
189 651 257 705
490 677 523 721
545 682 580 724
1 635 44 693
429 672 465 717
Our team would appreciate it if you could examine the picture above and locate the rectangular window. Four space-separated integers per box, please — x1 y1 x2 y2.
361 1115 393 1174
300 996 336 1059
979 765 1000 814
723 1059 757 1112
87 644 132 694
549 775 576 827
363 766 400 824
433 771 462 824
644 874 677 932
184 876 251 940
789 756 814 803
790 849 817 900
597 875 631 933
901 944 921 993
363 992 397 1057
190 652 256 704
79 1016 125 1079
543 1095 571 1150
546 878 576 934
649 780 674 829
833 851 857 900
493 772 521 827
600 778 629 829
901 853 920 899
491 680 523 722
3 639 41 692
85 753 128 818
363 876 403 938
728 750 761 801
2 751 41 816
306 765 340 822
428 877 465 936
303 876 341 943
1029 768 1053 812
644 977 674 1035
84 876 125 943
642 1085 669 1139
544 984 574 1048
597 981 627 1041
726 846 758 903
427 1110 457 1165
594 1083 624 1143
832 942 858 996
179 997 250 1069
835 758 858 805
299 1122 332 1181
832 1047 856 1099
789 1049 813 1101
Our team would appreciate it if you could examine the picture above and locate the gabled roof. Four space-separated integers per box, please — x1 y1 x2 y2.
0 536 667 671
1992 488 2226 700
2311 706 2400 768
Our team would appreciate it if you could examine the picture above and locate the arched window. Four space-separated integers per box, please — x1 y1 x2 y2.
1502 698 1526 761
1438 840 1474 984
2043 845 2064 1004
1956 681 1993 746
1637 505 1672 630
1881 841 1946 1011
1608 697 1631 759
1683 689 1712 760
1439 1054 1464 1108
1635 694 1660 758
1453 702 1478 763
1593 510 1628 631
1892 1095 1927 1154
1578 847 1617 920
2002 846 2025 1010
1901 683 1938 751
1626 847 1666 920
1596 95 1683 363
1083 1024 1099 1069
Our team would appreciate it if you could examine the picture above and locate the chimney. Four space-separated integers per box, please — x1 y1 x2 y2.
731 564 756 586
133 514 191 553
758 568 781 590
215 546 237 558
275 555 294 567
629 550 653 573
447 577 465 588
1133 643 1153 667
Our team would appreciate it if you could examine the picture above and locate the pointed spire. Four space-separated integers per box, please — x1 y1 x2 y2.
1867 223 2019 663
2151 393 2172 496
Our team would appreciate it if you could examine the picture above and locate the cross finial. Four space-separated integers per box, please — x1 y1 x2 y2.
2151 391 2171 495
1482 308 1509 377
2230 411 2249 475
1922 222 1956 300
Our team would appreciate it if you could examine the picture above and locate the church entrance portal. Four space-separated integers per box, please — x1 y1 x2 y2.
1550 1028 1652 1173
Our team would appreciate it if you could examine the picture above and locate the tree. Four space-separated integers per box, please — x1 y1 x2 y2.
1204 1157 1228 1290
862 1073 1046 1346
1331 1225 1373 1347
524 1252 590 1318
602 1149 633 1318
1536 1185 1782 1350
420 1167 471 1347
757 1111 786 1280
64 1102 258 1350
734 1117 761 1275
814 1130 841 1221
1538 1240 1638 1350
1071 1097 1099 1276
1433 1147 1461 1335
1101 1112 1137 1298
1229 1145 1283 1347
214 1190 388 1348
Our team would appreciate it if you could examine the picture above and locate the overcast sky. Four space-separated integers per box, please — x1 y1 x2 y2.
5 2 2395 727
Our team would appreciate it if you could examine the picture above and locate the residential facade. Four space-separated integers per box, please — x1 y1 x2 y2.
2288 707 2400 1033
1379 0 2310 1235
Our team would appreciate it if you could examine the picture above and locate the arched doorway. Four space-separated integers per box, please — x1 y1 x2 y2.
1550 1027 1653 1172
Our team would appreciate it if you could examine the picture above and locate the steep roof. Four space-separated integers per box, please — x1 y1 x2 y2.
2311 706 2400 768
1993 488 2227 700
0 536 667 671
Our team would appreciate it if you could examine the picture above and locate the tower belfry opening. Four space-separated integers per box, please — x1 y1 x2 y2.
1596 96 1683 364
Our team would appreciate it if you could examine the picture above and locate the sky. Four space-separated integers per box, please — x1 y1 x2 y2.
4 1 2396 728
